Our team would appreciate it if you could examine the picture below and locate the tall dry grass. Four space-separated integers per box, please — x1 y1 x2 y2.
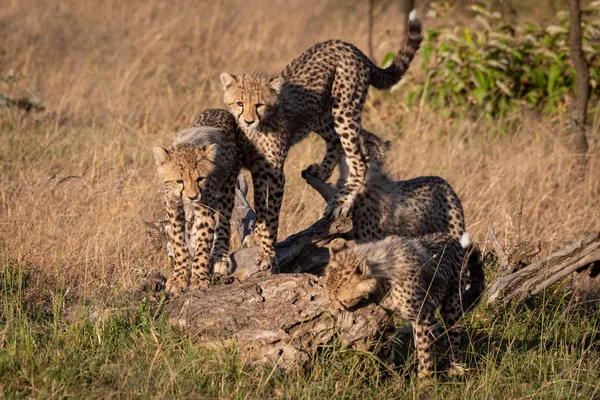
0 0 598 296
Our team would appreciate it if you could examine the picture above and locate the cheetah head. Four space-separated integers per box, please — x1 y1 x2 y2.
360 129 391 170
325 238 377 314
153 142 217 201
220 71 284 131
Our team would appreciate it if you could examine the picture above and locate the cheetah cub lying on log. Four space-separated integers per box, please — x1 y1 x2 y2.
325 233 484 378
153 109 240 297
220 12 423 272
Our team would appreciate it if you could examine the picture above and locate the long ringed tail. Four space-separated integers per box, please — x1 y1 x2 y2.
369 9 423 90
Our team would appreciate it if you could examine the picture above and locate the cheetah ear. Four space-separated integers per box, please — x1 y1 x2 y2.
268 77 285 94
220 73 238 91
384 140 392 152
329 238 348 257
355 260 371 278
202 143 218 163
153 147 171 165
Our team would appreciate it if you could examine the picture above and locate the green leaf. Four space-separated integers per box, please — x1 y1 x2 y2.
381 52 395 68
421 45 433 71
547 63 561 94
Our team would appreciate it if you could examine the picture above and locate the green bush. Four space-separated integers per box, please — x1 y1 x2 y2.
403 1 600 117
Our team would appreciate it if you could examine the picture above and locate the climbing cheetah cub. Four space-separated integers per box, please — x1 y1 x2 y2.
153 109 240 297
305 129 467 244
325 233 484 378
220 12 423 272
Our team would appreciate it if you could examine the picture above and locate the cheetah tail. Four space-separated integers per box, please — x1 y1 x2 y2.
462 242 485 313
369 9 423 90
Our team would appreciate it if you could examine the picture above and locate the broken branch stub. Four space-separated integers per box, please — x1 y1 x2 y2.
487 232 600 305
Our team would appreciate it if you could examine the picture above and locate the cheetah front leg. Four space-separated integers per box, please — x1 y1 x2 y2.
189 195 217 290
163 191 191 297
250 164 283 273
442 291 466 376
412 310 441 378
211 176 237 276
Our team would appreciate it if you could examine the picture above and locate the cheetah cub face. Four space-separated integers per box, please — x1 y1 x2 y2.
153 143 217 201
325 239 377 313
220 71 284 131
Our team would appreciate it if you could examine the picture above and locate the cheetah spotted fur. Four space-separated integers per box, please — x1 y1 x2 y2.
306 129 468 243
325 233 484 378
153 109 240 297
220 13 423 272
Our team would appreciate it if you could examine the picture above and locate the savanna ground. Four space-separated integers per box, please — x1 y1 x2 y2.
1 0 600 398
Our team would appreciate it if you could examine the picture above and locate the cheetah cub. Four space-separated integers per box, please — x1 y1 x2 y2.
153 109 240 297
220 13 423 271
325 233 484 378
305 129 468 244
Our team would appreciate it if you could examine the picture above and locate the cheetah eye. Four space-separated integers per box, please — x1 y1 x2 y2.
176 180 184 185
196 177 205 183
236 101 244 107
255 103 264 109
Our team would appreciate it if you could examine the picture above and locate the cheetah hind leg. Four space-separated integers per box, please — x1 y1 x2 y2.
210 177 237 276
323 69 368 219
305 119 341 183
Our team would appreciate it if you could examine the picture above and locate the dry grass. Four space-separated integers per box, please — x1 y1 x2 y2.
2 1 600 398
1 0 599 299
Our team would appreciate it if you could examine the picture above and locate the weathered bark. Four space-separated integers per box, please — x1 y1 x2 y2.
231 175 256 248
487 232 600 305
568 0 590 161
301 168 337 202
163 273 390 369
230 216 353 280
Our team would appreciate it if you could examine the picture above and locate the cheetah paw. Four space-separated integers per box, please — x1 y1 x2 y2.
212 256 233 276
256 252 279 273
189 276 209 291
324 192 354 220
302 163 332 182
448 362 467 377
165 276 188 298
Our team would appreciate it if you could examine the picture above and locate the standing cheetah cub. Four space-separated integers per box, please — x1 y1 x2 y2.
325 233 484 378
153 109 240 297
220 13 423 271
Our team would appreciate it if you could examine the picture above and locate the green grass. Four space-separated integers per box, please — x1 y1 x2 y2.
2 261 600 399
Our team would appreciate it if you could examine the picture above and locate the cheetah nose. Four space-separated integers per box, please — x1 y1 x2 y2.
244 119 255 126
187 194 199 201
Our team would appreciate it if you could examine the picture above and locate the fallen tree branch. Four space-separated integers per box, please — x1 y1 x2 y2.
301 169 337 202
163 273 389 369
488 225 512 274
487 231 600 305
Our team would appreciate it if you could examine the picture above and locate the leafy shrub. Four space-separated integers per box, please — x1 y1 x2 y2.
401 1 600 117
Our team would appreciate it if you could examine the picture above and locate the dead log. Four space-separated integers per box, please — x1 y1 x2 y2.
230 216 352 280
487 232 600 305
163 273 390 369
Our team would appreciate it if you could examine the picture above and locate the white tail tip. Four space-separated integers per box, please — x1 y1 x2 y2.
409 9 417 21
460 232 472 249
